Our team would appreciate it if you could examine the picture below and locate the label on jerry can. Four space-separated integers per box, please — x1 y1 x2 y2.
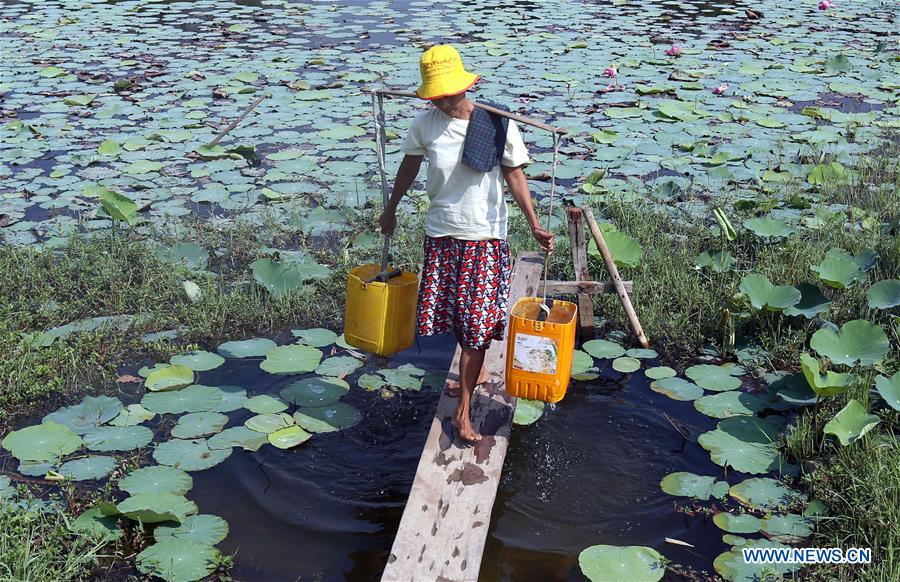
512 333 558 374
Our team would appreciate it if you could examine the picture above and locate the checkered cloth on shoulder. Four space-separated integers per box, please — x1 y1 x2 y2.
461 101 509 173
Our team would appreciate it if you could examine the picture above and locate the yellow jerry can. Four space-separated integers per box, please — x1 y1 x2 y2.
505 297 578 403
344 264 419 357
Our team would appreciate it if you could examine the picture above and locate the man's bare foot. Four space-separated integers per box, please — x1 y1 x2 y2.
452 407 482 443
445 366 492 397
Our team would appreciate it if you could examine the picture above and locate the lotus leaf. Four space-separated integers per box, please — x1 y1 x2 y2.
694 250 735 272
867 279 900 309
694 391 765 419
43 395 123 434
153 438 232 471
714 539 799 581
64 94 96 106
207 426 269 451
72 507 122 540
97 140 120 156
699 418 784 474
58 456 117 481
109 404 156 427
217 338 276 358
117 493 197 524
292 328 338 347
807 161 846 185
823 399 880 446
268 425 313 449
875 372 900 411
210 386 247 413
145 365 195 392
243 394 289 414
18 461 56 477
571 350 594 376
170 351 224 372
124 160 163 175
119 466 193 496
685 364 743 392
156 243 209 271
0 476 11 501
651 377 703 401
316 356 363 377
379 369 423 391
582 339 625 359
811 255 865 289
83 426 153 452
171 412 229 439
260 344 322 374
512 399 546 426
155 514 229 546
142 385 224 414
612 357 641 373
357 374 387 392
245 413 294 434
645 366 676 380
281 377 350 407
743 216 795 239
809 320 889 366
298 403 362 430
1 421 81 462
761 514 813 543
293 411 340 433
251 258 311 297
804 500 829 518
625 348 657 359
139 364 170 378
799 353 856 398
712 512 762 533
783 283 830 318
100 189 138 225
738 274 801 312
772 373 818 406
137 539 219 582
729 477 806 510
659 472 728 500
578 545 664 582
588 226 642 268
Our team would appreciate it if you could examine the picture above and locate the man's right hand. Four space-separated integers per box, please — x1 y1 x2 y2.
379 210 396 235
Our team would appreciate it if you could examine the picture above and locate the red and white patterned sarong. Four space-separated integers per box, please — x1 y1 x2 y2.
416 236 511 350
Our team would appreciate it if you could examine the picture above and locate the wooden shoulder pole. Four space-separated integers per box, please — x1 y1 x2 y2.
581 206 650 348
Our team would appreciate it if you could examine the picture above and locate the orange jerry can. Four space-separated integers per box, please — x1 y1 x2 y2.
344 264 419 357
505 297 578 403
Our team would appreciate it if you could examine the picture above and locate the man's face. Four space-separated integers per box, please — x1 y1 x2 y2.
431 92 465 115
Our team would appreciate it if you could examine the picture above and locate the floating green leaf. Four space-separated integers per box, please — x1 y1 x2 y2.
743 216 795 239
713 512 762 534
297 403 361 430
315 356 363 377
260 345 322 374
170 412 229 439
43 395 123 434
243 394 289 414
207 426 269 451
170 351 224 372
155 514 229 546
145 365 195 392
83 426 153 452
867 280 900 309
645 366 676 380
137 539 218 582
612 357 641 373
379 368 423 391
119 466 193 496
729 477 806 511
292 328 338 347
217 338 277 358
811 255 865 289
153 438 232 472
280 377 349 407
513 399 546 426
292 411 339 433
582 339 625 359
245 413 294 434
72 507 122 540
660 472 728 500
109 404 156 427
58 456 117 481
651 377 703 401
1 421 81 462
761 514 814 543
810 320 889 366
142 385 224 415
268 426 312 449
694 391 765 419
714 539 799 581
823 399 880 446
156 243 209 271
699 416 785 474
578 545 664 582
807 162 846 185
685 364 743 392
251 258 318 297
64 94 96 106
117 492 197 524
210 386 247 413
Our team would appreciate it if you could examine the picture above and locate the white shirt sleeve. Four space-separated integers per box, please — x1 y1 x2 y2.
501 120 530 167
401 114 427 155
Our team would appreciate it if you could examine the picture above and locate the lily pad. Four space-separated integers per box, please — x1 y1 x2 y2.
651 377 703 401
625 348 658 359
685 364 742 392
117 492 197 524
867 280 900 309
694 391 765 419
260 345 323 374
142 385 224 414
1 421 82 462
137 539 218 582
739 274 801 312
251 258 311 297
357 373 386 392
660 472 728 500
245 413 294 434
109 404 156 427
588 226 642 268
811 255 866 289
43 395 124 434
156 243 209 271
743 216 795 239
119 466 193 496
761 514 813 543
699 416 785 474
58 456 117 481
155 514 229 546
379 369 423 391
297 402 362 430
578 545 664 582
713 512 763 534
243 394 289 414
783 283 830 318
729 477 806 511
207 426 269 451
316 356 363 377
582 339 625 359
875 372 900 411
292 328 338 347
571 350 594 376
809 319 889 366
170 412 229 439
170 351 225 372
292 411 340 433
216 338 277 358
800 353 856 398
268 426 313 449
513 399 546 426
645 366 676 380
153 438 232 471
823 399 880 446
280 377 350 407
210 386 247 413
612 357 641 373
72 507 123 540
146 365 195 392
714 539 799 581
83 426 154 452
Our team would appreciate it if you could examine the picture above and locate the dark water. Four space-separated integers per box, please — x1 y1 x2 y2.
183 334 729 581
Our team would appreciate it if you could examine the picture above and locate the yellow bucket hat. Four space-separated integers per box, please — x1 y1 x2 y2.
415 45 479 100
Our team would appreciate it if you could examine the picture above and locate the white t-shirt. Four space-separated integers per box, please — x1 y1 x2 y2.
401 108 530 240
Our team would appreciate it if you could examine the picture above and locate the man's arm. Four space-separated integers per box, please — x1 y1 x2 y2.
502 165 554 253
380 154 423 235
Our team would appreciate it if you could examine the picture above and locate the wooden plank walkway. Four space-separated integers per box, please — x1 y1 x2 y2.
382 251 543 582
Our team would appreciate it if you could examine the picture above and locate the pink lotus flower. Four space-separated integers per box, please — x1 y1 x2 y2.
712 83 728 95
603 64 618 78
665 45 682 57
818 0 833 9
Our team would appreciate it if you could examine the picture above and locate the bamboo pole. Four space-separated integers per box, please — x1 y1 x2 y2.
209 94 266 146
373 88 568 135
582 206 650 348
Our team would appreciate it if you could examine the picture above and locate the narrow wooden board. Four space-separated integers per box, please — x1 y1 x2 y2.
382 252 543 582
543 280 633 294
567 207 596 338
